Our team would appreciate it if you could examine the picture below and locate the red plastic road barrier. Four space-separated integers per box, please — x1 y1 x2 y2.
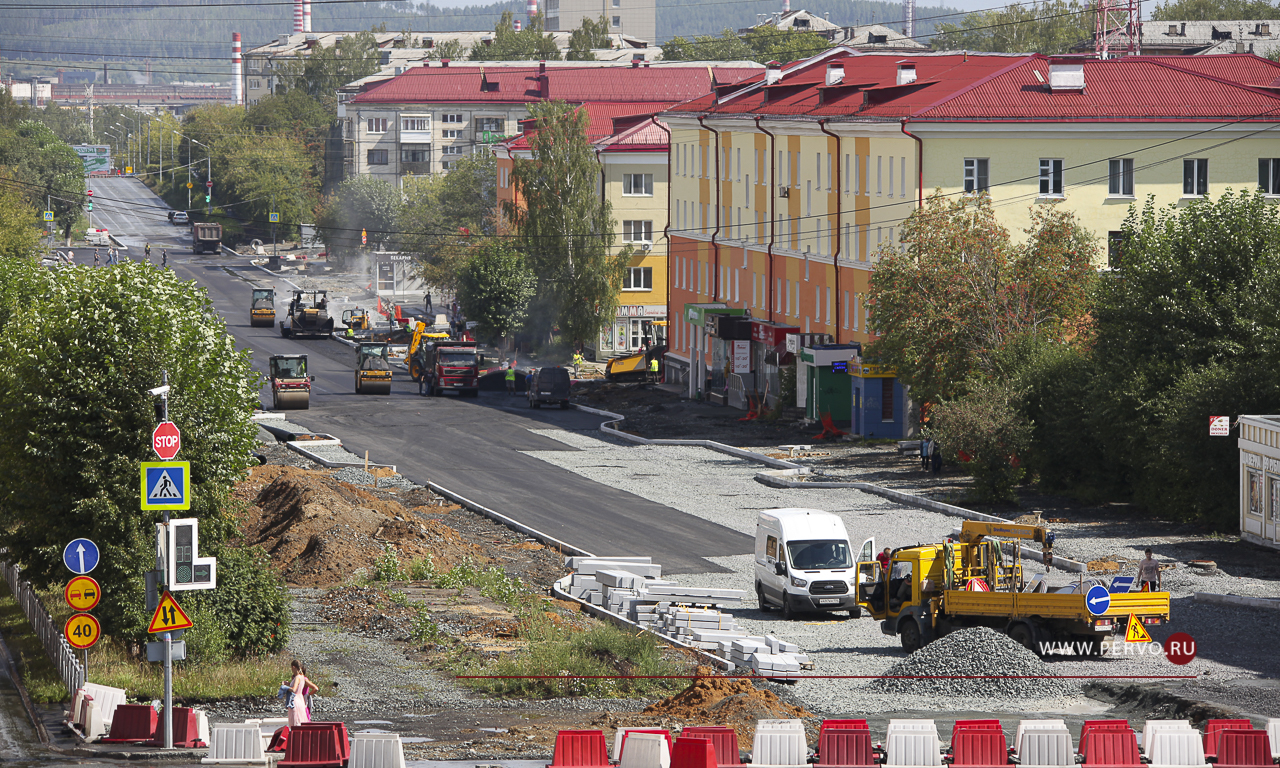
951 730 1009 767
279 723 347 768
268 726 290 752
1079 732 1141 768
1205 721 1254 760
551 730 610 768
816 729 876 768
951 721 1003 750
681 726 741 767
100 704 157 743
1216 730 1273 768
1078 722 1132 756
819 720 870 736
147 707 204 748
672 737 718 768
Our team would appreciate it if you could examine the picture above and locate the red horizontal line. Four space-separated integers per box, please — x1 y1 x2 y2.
455 674 1196 680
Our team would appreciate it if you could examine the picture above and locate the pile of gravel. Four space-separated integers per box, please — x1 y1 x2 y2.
869 627 1075 700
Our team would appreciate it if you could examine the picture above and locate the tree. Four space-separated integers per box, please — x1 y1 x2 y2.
741 27 834 63
1089 190 1280 526
0 261 260 635
568 15 612 60
314 175 401 259
399 152 498 290
280 30 381 102
1151 0 1280 20
426 38 469 61
506 101 628 347
215 132 319 238
934 0 1094 54
457 239 536 343
929 378 1034 503
0 179 43 259
867 193 1096 406
0 120 86 235
471 12 562 61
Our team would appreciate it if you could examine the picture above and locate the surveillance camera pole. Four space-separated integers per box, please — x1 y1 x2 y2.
151 370 174 750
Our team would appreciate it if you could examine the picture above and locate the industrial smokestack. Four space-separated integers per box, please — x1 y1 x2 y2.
783 0 790 12
303 0 312 33
515 18 522 31
232 33 243 106
293 0 303 34
527 0 537 19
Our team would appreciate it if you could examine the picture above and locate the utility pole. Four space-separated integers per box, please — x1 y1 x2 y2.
147 118 151 172
187 138 192 210
271 193 277 258
151 372 174 751
206 152 211 215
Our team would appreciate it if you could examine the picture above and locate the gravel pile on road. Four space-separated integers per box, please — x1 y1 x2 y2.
869 627 1074 699
256 441 320 469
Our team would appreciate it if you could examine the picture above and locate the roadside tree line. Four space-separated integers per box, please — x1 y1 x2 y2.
867 189 1280 529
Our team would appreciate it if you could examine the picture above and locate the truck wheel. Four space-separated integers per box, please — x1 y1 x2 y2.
849 606 862 619
1007 622 1037 652
781 595 796 621
756 584 772 612
900 618 922 653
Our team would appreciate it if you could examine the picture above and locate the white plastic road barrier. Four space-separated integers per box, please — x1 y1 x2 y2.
886 720 939 741
202 724 270 765
79 683 126 729
620 732 672 768
751 719 807 768
255 718 288 751
1018 730 1074 768
1266 720 1279 761
884 733 943 768
1141 721 1195 758
350 732 407 768
65 688 85 727
1013 721 1068 757
1147 731 1209 768
195 709 210 747
612 728 672 761
81 698 107 742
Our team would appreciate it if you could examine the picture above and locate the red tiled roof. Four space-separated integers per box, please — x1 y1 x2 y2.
596 117 669 152
352 65 758 105
503 103 670 150
666 50 1280 123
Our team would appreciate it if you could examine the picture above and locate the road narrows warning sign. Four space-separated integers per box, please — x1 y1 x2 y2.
1125 613 1153 643
148 591 194 633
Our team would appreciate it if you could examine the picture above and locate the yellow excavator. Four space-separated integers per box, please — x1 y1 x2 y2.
342 308 371 332
856 520 1170 655
403 320 452 381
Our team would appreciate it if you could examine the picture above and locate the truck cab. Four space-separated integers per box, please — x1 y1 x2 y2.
754 508 873 620
418 340 479 398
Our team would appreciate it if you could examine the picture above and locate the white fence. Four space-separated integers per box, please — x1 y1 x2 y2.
2 562 85 696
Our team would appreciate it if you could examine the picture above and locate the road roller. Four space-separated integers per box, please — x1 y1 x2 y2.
268 354 312 409
355 342 392 395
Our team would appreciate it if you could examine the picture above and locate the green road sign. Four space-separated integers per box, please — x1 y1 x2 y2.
269 212 280 223
42 211 53 222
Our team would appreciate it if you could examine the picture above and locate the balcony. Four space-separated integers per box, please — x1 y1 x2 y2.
400 161 432 175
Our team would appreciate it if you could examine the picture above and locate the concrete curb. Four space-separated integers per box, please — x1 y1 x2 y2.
1194 592 1280 611
427 482 591 558
285 440 397 473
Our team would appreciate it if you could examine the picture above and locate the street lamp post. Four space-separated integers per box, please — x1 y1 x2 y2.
187 137 211 215
105 127 122 171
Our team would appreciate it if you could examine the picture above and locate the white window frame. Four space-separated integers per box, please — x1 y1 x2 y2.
964 158 989 193
1184 158 1208 197
623 173 654 196
622 266 653 290
1039 158 1064 197
1260 158 1280 195
1108 158 1134 197
622 220 654 243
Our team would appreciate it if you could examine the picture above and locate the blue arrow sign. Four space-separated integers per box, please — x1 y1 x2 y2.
63 538 100 575
1086 584 1112 615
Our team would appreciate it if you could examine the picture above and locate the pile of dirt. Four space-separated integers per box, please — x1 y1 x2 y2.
642 667 811 746
237 464 481 586
1089 559 1122 573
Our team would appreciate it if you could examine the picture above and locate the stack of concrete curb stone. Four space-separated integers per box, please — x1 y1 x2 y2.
564 556 812 679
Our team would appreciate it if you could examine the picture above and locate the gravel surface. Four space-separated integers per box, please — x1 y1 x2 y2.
521 427 1280 716
871 627 1075 699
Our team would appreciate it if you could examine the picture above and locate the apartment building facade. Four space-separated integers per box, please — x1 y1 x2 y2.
545 0 656 48
664 47 1280 427
345 60 756 182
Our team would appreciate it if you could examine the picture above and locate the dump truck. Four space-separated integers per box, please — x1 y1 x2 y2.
250 288 276 327
191 222 222 254
605 344 667 382
280 289 334 339
856 520 1171 655
354 342 393 395
267 354 312 409
416 339 479 397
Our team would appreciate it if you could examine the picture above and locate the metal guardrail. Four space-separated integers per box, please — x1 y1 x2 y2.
2 562 85 696
728 373 747 410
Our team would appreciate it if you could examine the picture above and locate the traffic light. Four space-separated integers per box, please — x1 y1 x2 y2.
86 203 93 211
205 195 211 203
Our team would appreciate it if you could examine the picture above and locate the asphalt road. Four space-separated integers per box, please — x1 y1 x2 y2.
88 177 752 574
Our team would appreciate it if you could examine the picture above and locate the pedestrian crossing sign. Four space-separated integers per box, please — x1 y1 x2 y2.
140 461 190 510
43 211 53 221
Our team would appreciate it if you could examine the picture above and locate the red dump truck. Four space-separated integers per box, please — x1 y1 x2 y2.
416 340 480 397
191 222 222 255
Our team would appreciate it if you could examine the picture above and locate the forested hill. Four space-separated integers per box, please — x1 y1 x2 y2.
0 0 953 83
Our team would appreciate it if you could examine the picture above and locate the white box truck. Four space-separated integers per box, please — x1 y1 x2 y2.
755 508 874 620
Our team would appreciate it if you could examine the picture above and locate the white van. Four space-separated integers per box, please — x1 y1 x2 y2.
755 508 874 619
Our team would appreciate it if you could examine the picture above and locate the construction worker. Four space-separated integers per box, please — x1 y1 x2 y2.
93 248 100 267
648 356 659 382
505 360 516 395
161 249 168 268
145 243 151 260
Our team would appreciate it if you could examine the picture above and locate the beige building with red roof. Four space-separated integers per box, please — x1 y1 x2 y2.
662 47 1280 421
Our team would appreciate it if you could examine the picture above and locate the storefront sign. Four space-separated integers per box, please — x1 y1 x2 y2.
617 305 665 318
849 362 898 378
731 340 750 373
750 321 800 347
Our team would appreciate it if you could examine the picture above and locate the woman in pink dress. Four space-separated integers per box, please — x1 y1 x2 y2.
286 660 314 727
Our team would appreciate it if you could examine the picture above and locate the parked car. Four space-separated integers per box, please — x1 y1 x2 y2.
527 366 572 409
172 211 189 225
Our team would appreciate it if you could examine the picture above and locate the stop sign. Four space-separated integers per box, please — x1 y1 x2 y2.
152 422 181 460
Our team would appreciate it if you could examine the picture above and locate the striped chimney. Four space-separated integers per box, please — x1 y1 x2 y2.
293 0 303 33
783 0 790 11
514 18 522 30
303 0 312 32
527 0 537 18
232 33 243 106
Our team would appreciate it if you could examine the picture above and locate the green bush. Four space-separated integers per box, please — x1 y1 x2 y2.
929 378 1033 503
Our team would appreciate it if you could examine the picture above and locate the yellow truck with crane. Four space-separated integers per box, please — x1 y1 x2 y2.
856 520 1171 655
